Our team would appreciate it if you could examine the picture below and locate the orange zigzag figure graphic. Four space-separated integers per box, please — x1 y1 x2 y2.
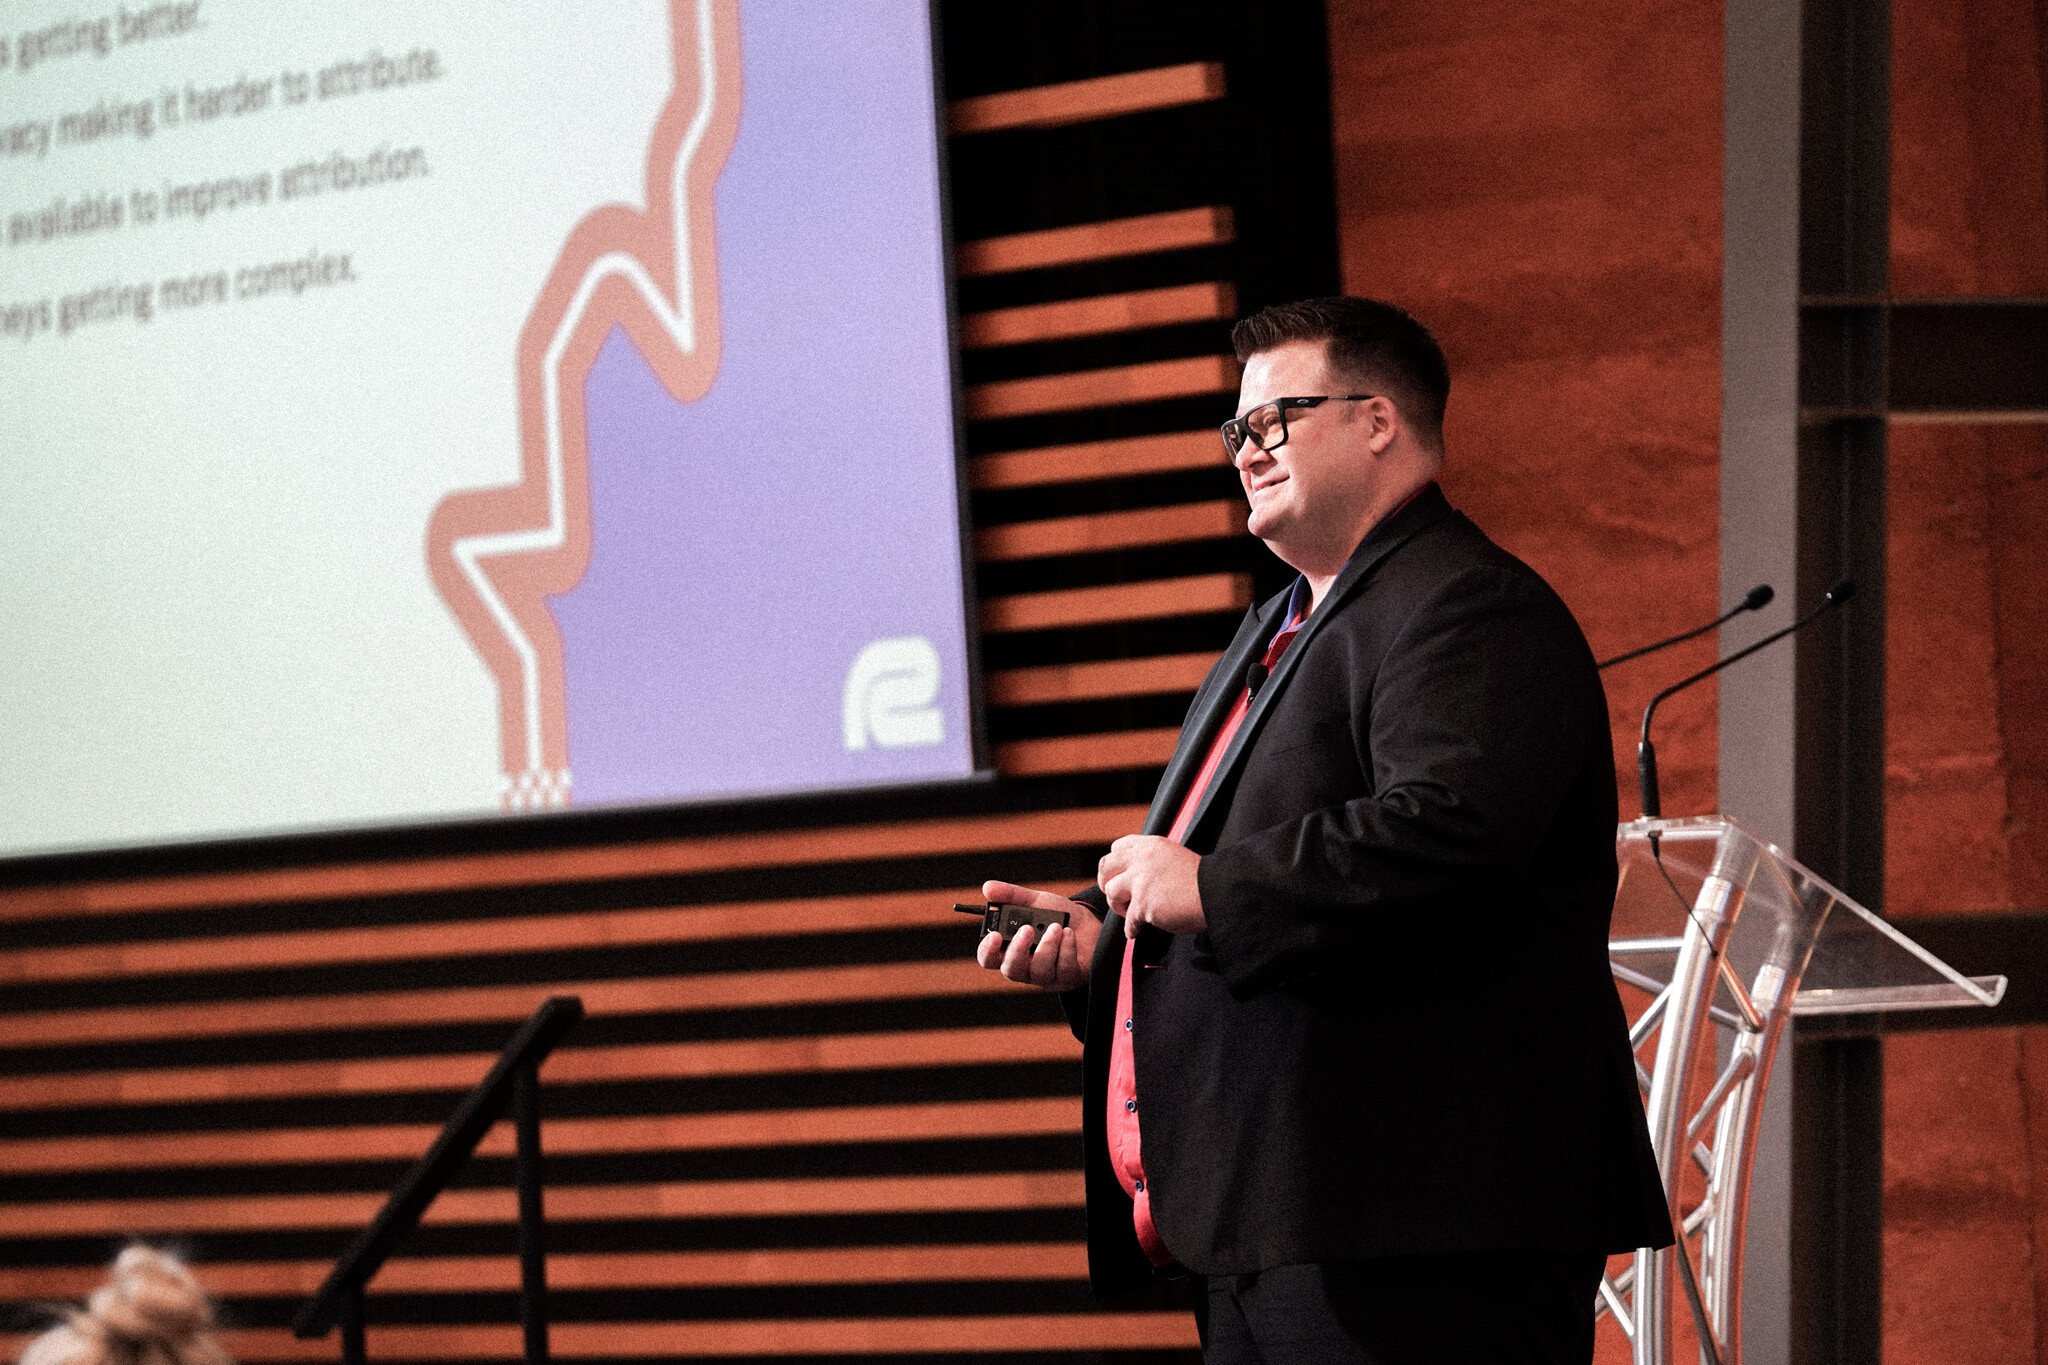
425 0 743 812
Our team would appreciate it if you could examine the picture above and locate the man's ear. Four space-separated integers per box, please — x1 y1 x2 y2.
1365 396 1401 454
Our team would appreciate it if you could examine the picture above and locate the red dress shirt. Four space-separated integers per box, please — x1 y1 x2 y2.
1104 607 1306 1265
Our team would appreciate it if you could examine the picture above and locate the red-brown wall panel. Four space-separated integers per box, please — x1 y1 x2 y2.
1883 1028 2047 1365
1892 0 2048 295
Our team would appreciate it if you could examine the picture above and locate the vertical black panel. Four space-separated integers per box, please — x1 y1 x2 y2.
1788 1037 1884 1365
1791 0 1890 1362
1791 417 1886 914
1215 6 1342 316
1798 0 1890 299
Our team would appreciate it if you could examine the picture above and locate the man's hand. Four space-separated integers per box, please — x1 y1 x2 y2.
1099 835 1206 933
974 879 1100 992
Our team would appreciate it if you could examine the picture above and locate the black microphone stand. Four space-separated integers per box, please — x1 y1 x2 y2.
1599 583 1773 671
1638 581 1856 819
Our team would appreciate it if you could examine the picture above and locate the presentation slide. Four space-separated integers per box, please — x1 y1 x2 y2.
0 0 978 858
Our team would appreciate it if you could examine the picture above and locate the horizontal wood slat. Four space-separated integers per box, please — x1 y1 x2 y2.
0 1096 1081 1174
982 574 1250 634
988 653 1216 707
966 355 1237 420
975 500 1241 562
4 1313 1201 1361
949 61 1225 136
996 730 1181 778
0 961 1023 1051
0 1025 1077 1113
0 1172 1085 1236
0 1244 1089 1299
0 889 983 987
960 282 1235 349
1888 409 2048 424
971 430 1220 490
956 206 1232 278
0 807 1144 923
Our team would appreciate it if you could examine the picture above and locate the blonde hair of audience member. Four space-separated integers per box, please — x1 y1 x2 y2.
18 1246 232 1365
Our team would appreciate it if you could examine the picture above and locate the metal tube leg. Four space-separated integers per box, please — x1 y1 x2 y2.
1637 875 1736 1364
514 1061 549 1365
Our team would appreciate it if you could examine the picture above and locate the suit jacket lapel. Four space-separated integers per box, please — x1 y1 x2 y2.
1140 594 1288 835
1171 485 1452 844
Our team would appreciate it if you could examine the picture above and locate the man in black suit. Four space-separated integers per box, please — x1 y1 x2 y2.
975 297 1672 1363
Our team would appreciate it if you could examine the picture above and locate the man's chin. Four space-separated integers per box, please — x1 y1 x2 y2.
1246 505 1290 543
1246 517 1330 576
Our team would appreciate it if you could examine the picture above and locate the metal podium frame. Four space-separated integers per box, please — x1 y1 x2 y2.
1598 816 2004 1365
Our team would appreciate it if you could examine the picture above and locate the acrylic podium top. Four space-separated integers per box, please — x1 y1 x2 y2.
1611 816 2005 1017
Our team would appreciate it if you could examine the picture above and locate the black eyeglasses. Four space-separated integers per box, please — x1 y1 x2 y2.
1220 395 1377 462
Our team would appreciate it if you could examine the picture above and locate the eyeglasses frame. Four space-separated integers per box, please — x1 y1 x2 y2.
1220 394 1380 462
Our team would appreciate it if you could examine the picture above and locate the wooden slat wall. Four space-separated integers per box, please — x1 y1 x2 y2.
0 5 1340 1362
948 62 1226 135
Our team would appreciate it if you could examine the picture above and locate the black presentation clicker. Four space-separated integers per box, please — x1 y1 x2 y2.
954 901 1070 946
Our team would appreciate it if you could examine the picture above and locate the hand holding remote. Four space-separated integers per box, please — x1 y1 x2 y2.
971 879 1099 992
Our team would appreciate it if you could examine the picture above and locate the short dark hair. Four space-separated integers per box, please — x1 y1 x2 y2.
1230 296 1450 448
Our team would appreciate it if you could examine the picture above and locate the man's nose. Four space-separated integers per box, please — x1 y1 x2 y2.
1234 439 1271 475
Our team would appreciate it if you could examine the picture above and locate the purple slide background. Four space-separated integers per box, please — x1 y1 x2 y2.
546 4 976 806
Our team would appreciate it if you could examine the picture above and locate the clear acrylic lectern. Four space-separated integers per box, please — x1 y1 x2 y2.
1601 816 2005 1365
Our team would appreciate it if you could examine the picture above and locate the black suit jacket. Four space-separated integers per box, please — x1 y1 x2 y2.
1062 485 1673 1296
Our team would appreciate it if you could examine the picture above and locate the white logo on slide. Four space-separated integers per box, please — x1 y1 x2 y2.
843 637 944 750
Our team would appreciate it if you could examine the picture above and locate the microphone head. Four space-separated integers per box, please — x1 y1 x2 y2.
1825 579 1856 606
1741 583 1774 611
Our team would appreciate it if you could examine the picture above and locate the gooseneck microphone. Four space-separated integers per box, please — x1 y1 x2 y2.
1637 580 1856 819
1599 583 1775 671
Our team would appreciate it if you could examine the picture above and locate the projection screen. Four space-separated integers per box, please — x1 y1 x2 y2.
0 0 980 857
